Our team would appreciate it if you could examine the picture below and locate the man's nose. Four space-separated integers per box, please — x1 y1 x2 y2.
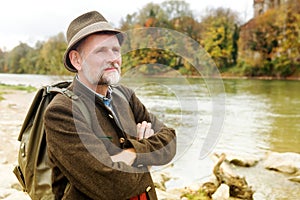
107 49 120 60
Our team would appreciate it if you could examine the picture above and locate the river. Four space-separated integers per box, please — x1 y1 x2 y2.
0 73 299 198
122 75 300 189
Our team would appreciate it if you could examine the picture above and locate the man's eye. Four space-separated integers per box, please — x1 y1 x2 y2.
96 49 105 54
113 48 120 52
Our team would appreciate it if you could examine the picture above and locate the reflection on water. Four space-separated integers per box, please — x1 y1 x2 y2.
1 74 299 196
223 79 300 154
124 77 300 155
264 81 300 153
0 73 72 88
121 77 300 191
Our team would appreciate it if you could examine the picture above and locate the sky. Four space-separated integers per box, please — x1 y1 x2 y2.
0 0 253 51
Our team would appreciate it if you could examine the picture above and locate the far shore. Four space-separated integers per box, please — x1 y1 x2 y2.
1 73 300 87
142 73 300 81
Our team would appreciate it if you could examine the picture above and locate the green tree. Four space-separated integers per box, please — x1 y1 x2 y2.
0 48 6 72
200 8 240 71
272 0 300 77
19 47 39 74
36 32 67 74
6 43 33 73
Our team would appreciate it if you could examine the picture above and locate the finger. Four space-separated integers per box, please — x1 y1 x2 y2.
144 122 152 138
144 128 154 139
136 123 141 139
146 122 152 129
142 121 149 138
138 121 147 140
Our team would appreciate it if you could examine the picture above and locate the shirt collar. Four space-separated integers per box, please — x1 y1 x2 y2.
75 75 112 101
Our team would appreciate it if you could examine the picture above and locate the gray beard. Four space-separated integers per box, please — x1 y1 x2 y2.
81 60 120 86
97 71 120 86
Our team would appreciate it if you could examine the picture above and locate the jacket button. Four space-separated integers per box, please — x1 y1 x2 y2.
146 186 152 192
119 137 125 144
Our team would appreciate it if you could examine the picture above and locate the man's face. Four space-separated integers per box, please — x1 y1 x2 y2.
78 33 122 86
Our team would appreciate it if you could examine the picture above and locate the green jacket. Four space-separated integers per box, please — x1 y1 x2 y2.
44 78 176 200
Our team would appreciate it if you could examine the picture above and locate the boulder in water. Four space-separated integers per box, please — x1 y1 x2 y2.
263 152 300 174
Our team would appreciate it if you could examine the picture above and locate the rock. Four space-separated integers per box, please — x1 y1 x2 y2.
252 192 266 200
211 183 230 200
263 152 300 174
288 175 300 183
224 153 261 167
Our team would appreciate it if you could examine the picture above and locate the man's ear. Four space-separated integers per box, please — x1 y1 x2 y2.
69 50 82 71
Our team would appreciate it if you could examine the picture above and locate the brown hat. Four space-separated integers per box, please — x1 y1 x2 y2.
63 11 124 72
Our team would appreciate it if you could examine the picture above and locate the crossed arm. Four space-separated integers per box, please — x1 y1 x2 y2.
110 121 154 165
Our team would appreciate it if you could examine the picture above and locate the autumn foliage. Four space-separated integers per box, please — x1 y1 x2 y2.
0 0 299 78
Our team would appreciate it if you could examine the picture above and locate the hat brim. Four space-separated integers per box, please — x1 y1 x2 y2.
63 22 125 72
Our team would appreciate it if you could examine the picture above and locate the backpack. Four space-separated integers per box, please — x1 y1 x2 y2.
13 81 91 200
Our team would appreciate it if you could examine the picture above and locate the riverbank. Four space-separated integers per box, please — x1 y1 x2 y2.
0 88 299 199
153 151 300 199
123 68 300 81
0 89 34 200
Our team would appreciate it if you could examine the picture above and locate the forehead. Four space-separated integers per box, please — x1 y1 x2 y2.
80 33 120 50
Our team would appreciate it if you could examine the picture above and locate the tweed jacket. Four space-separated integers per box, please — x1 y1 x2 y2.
44 78 176 200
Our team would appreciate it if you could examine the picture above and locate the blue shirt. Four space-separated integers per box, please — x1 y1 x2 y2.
76 75 112 108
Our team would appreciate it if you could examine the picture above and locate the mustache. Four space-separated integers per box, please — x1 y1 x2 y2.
104 63 120 70
112 63 120 69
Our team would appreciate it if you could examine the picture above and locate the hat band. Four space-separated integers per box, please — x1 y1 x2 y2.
68 21 119 49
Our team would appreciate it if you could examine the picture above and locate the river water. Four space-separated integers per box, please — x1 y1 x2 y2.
123 76 300 189
1 73 299 198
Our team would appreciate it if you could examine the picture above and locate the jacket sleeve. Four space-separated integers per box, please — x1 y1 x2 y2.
44 96 153 199
120 87 177 167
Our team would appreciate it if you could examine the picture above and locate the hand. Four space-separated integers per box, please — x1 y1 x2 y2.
137 121 154 140
110 148 136 166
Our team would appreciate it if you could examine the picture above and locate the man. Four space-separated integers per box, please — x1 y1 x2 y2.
44 11 176 200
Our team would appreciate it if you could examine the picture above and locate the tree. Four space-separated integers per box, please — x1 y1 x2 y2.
6 43 33 73
272 0 300 77
120 0 202 75
200 8 240 70
161 0 193 20
36 32 67 74
238 0 300 77
0 48 6 72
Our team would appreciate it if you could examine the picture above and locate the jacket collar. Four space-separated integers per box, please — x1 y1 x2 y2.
71 76 113 107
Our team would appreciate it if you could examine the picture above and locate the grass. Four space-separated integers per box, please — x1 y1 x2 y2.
0 83 36 101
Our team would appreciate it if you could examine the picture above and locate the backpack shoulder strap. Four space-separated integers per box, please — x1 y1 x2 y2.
72 96 92 126
46 85 92 127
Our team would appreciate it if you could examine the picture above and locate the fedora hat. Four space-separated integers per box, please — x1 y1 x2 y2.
63 11 124 72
